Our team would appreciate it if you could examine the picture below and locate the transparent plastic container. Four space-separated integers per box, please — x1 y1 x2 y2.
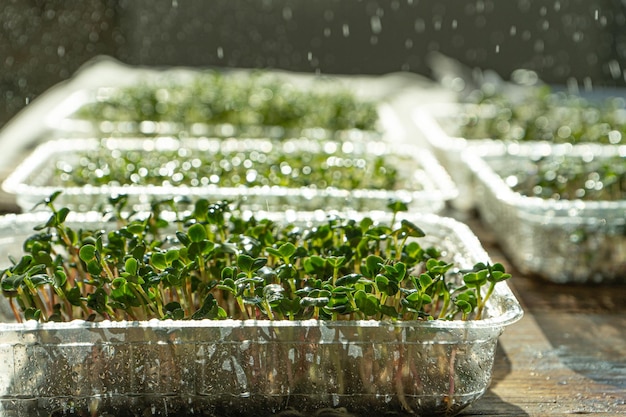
412 103 506 211
53 95 386 143
42 62 390 142
0 210 522 417
2 136 457 213
464 142 626 284
52 87 386 143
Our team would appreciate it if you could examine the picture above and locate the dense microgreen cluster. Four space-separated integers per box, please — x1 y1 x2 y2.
0 193 509 323
457 86 626 144
498 154 626 201
54 142 402 191
74 71 380 132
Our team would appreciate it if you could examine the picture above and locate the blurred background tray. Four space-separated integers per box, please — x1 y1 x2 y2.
464 143 626 284
3 136 457 213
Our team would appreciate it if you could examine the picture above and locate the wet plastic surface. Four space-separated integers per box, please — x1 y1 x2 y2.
3 136 456 213
0 210 522 416
464 143 626 283
412 103 507 211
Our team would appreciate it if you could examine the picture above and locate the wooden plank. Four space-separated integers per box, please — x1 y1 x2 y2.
462 310 626 416
459 215 626 416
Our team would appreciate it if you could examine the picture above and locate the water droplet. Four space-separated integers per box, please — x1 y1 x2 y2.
282 7 292 21
608 60 621 79
414 18 425 33
370 16 382 34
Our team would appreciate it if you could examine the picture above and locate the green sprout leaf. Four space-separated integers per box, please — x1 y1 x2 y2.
188 223 208 242
400 219 425 238
364 255 384 278
125 258 138 276
79 245 97 262
2 192 512 323
354 290 379 316
150 252 168 270
386 199 408 213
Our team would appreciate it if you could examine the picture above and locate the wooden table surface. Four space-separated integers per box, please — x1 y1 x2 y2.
458 213 626 417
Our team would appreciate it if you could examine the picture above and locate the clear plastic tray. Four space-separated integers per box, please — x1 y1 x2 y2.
2 136 457 213
53 86 386 142
0 210 522 417
412 103 506 211
43 64 391 142
464 142 626 284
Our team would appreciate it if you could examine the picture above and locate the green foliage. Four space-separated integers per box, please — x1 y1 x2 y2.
74 71 380 132
52 140 404 196
461 85 626 145
499 153 626 202
0 196 511 323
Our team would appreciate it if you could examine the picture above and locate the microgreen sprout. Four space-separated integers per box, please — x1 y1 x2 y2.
0 195 510 323
459 86 626 145
74 71 380 133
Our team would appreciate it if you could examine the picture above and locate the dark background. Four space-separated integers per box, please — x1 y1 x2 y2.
1 0 625 129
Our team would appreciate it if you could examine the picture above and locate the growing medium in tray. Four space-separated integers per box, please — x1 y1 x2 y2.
0 194 509 323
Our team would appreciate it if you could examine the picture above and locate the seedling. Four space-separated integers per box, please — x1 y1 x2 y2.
52 141 404 192
458 85 626 144
499 154 626 201
0 194 510 323
74 71 380 133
